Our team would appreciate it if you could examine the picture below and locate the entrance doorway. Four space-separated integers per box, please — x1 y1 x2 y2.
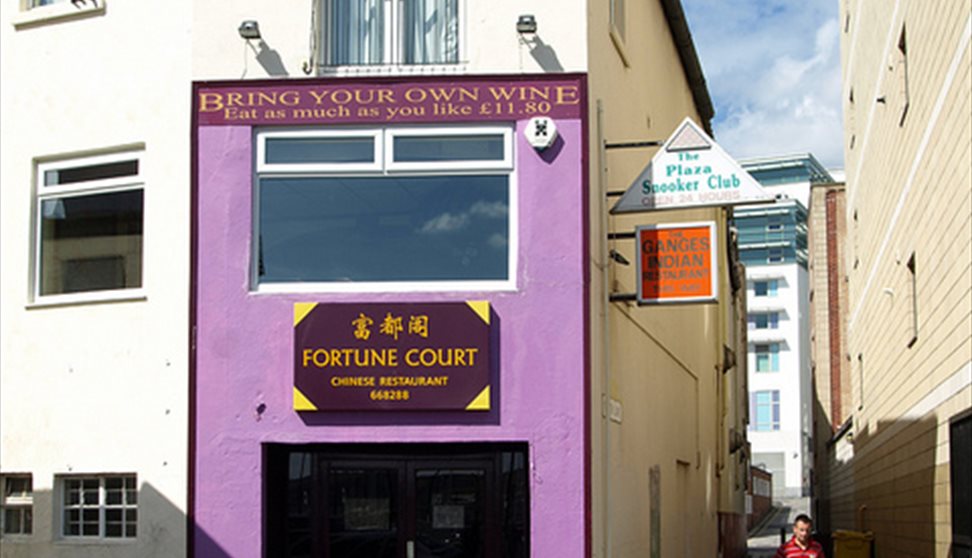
264 443 529 558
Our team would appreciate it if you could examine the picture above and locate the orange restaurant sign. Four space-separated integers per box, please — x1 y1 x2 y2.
636 222 718 304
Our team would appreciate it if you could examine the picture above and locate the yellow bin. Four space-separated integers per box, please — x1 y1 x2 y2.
833 530 873 558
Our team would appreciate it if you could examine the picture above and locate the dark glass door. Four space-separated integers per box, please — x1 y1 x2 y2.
325 462 402 558
265 444 527 558
409 462 492 558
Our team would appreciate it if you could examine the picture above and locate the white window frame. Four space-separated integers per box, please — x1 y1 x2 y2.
256 129 383 174
32 150 146 306
316 0 466 74
752 390 781 432
58 475 137 541
754 343 780 373
385 126 513 171
1 474 33 537
253 125 516 293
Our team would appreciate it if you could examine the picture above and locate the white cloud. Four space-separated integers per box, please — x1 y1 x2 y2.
683 0 845 169
418 200 507 234
420 212 469 233
487 234 507 249
469 201 508 219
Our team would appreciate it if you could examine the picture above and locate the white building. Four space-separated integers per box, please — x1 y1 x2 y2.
737 154 832 498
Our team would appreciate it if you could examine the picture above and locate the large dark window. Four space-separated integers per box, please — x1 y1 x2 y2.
36 152 144 299
259 175 508 283
255 128 513 290
264 444 529 558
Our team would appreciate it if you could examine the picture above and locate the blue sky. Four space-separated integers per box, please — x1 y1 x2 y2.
682 0 845 170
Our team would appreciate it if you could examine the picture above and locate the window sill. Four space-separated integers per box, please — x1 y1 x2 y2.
54 537 136 545
253 280 516 295
12 1 106 29
27 288 146 309
316 63 467 77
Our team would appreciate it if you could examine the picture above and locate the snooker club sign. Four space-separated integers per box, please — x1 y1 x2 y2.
637 222 717 304
611 117 773 213
293 302 492 412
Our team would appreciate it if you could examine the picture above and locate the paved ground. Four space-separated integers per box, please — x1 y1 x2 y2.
747 496 811 558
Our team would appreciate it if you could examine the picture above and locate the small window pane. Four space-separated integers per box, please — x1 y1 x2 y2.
82 521 99 536
402 0 459 64
39 190 143 296
265 137 375 165
3 509 21 534
66 486 80 505
44 160 138 186
5 477 31 498
65 510 80 535
323 0 386 65
106 486 122 505
393 135 504 162
82 484 99 505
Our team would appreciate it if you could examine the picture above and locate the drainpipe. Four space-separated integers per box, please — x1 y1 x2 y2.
596 99 612 558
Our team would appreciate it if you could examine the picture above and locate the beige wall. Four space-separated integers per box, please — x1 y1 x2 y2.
586 1 747 557
808 182 848 536
829 0 971 555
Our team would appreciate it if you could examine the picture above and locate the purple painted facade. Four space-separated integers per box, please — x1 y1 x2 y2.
192 75 588 557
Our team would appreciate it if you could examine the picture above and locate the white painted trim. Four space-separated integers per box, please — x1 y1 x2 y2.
251 125 518 292
385 126 513 171
26 289 146 309
32 150 146 304
849 14 972 329
256 129 382 173
846 0 901 213
254 280 516 294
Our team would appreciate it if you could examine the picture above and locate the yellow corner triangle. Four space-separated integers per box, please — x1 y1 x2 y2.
293 388 318 411
294 303 317 326
465 386 490 411
466 301 490 325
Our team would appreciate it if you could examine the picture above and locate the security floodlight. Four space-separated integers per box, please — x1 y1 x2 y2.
516 15 537 34
238 20 261 40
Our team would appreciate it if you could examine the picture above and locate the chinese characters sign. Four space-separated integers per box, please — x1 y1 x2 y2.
197 77 584 126
294 302 492 411
636 222 718 304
